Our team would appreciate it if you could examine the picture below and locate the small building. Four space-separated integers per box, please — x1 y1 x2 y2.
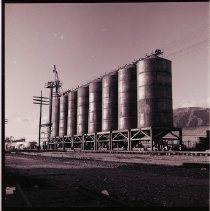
196 130 210 151
5 138 25 150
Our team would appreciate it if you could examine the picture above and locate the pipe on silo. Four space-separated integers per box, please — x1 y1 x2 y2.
118 64 137 130
59 94 68 136
102 72 118 131
67 91 77 136
88 79 102 133
137 56 173 128
52 97 60 137
77 86 89 135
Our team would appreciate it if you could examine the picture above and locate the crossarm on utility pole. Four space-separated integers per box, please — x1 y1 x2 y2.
38 90 42 150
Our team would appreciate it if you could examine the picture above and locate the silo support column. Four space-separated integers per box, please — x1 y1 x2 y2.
128 130 131 151
54 138 57 150
82 135 85 150
62 137 65 150
94 133 97 151
71 137 74 149
47 139 50 150
109 131 112 151
150 128 153 151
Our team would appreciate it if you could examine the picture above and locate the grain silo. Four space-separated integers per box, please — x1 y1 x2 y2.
102 72 118 131
46 50 182 152
118 64 137 130
59 94 68 136
77 85 89 135
136 55 173 128
52 97 60 137
88 79 102 133
67 90 77 136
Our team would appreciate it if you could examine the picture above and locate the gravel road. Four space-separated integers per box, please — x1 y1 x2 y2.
5 152 209 208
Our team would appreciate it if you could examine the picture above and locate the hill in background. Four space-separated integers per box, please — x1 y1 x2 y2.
173 107 210 128
173 107 210 141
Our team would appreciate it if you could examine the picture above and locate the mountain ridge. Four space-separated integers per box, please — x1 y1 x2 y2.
173 107 210 128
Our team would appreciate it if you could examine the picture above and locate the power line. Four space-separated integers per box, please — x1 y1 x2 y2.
165 38 209 58
161 24 209 53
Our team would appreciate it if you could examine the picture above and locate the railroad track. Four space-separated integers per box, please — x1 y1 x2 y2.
8 149 210 156
81 150 210 156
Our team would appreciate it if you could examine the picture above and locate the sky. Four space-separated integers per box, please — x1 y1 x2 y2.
4 2 210 141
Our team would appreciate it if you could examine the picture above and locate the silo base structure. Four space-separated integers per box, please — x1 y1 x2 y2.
49 127 182 152
129 127 182 151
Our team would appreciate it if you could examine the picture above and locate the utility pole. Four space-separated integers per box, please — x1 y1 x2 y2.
5 119 8 150
33 90 49 150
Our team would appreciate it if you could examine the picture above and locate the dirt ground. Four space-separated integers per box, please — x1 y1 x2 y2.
4 151 210 208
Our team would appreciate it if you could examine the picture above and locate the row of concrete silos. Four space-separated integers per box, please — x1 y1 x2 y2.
51 55 173 138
